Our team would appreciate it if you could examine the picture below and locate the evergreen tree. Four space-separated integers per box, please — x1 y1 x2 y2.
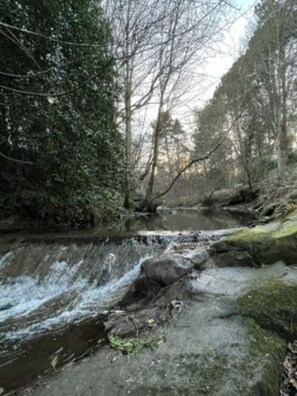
0 0 123 225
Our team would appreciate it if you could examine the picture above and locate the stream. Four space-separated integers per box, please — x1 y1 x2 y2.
0 208 276 394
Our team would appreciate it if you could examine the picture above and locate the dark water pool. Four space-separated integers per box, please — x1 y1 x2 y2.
96 207 253 235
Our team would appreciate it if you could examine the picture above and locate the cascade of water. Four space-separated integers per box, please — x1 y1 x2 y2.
0 230 241 342
0 237 161 342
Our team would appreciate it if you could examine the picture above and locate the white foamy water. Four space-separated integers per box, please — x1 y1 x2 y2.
0 254 152 342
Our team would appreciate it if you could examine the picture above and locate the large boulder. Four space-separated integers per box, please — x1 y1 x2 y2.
141 254 194 286
209 210 297 266
119 254 194 310
238 279 297 340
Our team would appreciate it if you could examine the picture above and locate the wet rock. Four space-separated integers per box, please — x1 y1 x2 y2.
105 305 171 337
15 264 297 396
212 250 257 268
238 280 297 340
120 275 163 307
186 248 209 269
141 255 193 286
110 273 190 337
209 211 297 266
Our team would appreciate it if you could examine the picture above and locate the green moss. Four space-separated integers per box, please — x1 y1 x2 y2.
243 318 286 396
239 280 297 339
244 318 285 357
108 334 164 354
237 280 297 394
214 250 256 267
226 228 270 242
272 223 297 239
211 217 297 265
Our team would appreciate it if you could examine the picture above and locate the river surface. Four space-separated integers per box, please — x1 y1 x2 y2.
91 207 253 235
0 209 250 392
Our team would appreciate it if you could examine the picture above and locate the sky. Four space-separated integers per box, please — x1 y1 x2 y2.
195 0 257 106
135 0 258 143
167 0 257 132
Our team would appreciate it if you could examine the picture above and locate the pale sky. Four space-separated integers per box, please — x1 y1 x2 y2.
135 0 258 144
169 0 258 132
194 0 257 107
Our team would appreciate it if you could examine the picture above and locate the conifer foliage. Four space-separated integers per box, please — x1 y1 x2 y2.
0 0 123 225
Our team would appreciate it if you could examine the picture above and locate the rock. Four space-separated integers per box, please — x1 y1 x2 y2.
0 303 14 311
238 279 297 340
120 275 162 307
212 250 257 268
105 304 171 337
141 255 193 286
185 248 209 269
209 211 297 266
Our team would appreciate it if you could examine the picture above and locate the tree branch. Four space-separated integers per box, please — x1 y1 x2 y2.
0 151 36 165
156 139 224 199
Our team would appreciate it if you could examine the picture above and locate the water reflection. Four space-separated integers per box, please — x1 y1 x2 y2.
105 208 252 234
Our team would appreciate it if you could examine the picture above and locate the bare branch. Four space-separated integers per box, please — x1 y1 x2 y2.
0 151 36 165
156 139 224 199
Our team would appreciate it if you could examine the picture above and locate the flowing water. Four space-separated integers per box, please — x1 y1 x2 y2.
0 209 250 392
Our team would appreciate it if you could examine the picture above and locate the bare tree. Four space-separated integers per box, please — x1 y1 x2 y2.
141 0 232 209
252 0 297 172
103 0 235 210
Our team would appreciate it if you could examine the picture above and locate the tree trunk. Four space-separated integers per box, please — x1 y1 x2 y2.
278 70 288 173
123 0 133 209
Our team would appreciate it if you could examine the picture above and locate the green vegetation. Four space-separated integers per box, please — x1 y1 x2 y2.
211 211 297 265
0 0 123 226
243 319 286 396
214 250 256 267
239 280 297 340
108 334 164 355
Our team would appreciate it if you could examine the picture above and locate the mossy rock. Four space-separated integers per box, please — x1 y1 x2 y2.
210 218 297 265
213 250 257 267
238 280 297 340
243 318 286 396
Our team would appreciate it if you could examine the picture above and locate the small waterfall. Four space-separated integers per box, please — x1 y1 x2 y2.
0 229 239 343
0 237 162 343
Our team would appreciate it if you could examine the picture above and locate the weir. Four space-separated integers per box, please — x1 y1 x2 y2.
0 229 241 344
0 220 256 393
